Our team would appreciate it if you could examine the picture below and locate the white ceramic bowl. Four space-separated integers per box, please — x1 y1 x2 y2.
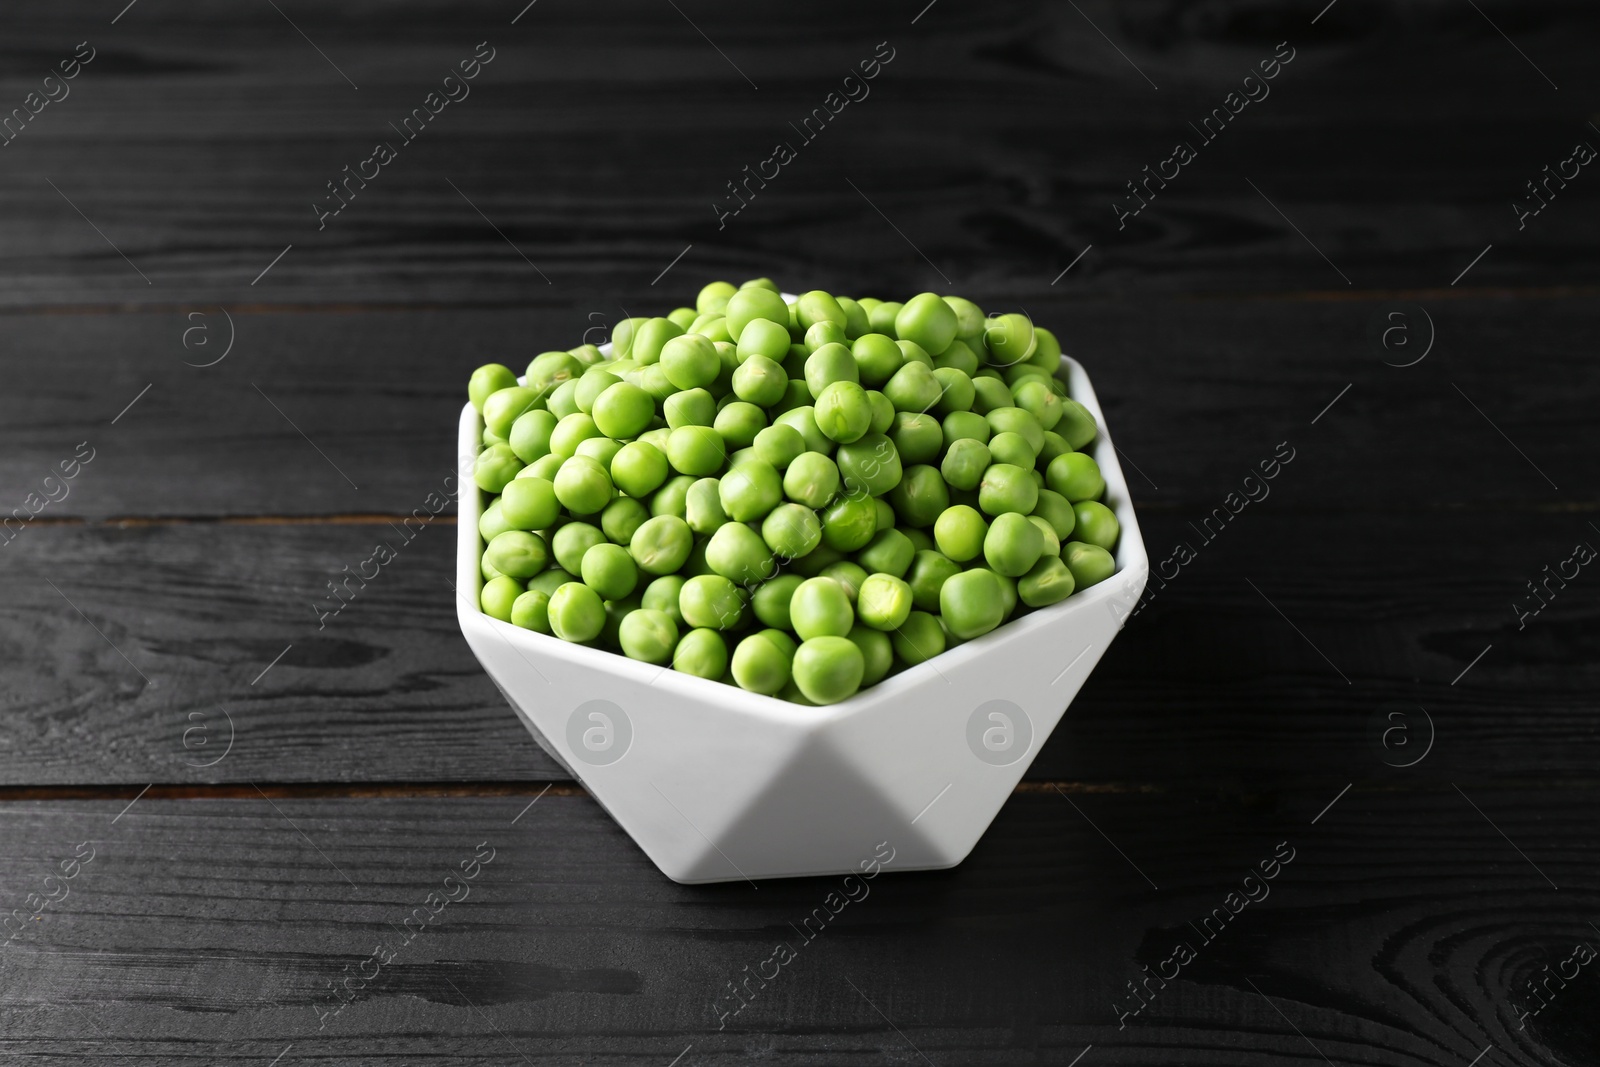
456 351 1148 883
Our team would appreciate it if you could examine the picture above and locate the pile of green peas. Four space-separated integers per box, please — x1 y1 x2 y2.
469 279 1120 705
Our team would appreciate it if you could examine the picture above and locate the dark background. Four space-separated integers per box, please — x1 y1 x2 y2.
2 1 1597 1063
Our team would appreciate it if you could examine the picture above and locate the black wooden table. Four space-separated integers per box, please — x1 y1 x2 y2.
3 2 1597 1063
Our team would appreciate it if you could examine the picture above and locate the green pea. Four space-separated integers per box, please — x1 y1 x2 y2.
733 316 789 363
887 464 949 528
752 573 805 629
1046 452 1105 502
483 426 508 447
941 438 991 491
666 425 726 476
610 607 676 665
892 610 946 665
848 625 894 686
641 574 687 626
650 474 696 519
632 362 676 402
731 631 793 694
480 575 524 621
902 527 935 553
611 317 646 358
933 504 988 563
804 320 849 353
781 344 810 380
821 560 868 604
1018 555 1075 608
483 386 543 440
792 636 864 704
697 280 738 314
983 511 1044 577
763 502 823 560
805 343 861 400
940 567 1005 639
773 377 813 415
600 496 650 545
485 530 549 579
906 549 961 612
1056 399 1098 450
1012 377 1063 431
783 451 840 508
550 412 603 459
740 277 779 292
774 406 830 454
1062 541 1116 590
850 333 903 389
550 521 603 575
883 361 943 414
685 477 728 534
856 528 915 578
510 589 552 633
1031 488 1078 543
604 441 664 500
664 388 716 430
931 367 975 416
868 300 903 336
474 443 523 493
469 364 520 412
835 432 904 498
988 430 1037 469
836 296 871 340
790 576 855 640
573 369 620 415
580 542 639 600
971 375 1013 414
935 337 980 374
528 567 576 597
706 521 775 586
715 401 767 449
1030 325 1064 369
895 293 959 356
896 338 932 369
553 455 612 516
725 287 791 341
630 514 693 575
508 409 559 463
820 493 878 552
940 295 985 339
548 582 606 642
576 436 624 470
730 353 787 409
680 574 744 630
630 317 684 365
479 498 516 542
1037 430 1071 468
588 381 653 440
1029 514 1062 559
983 312 1036 366
985 407 1043 456
638 426 672 452
665 306 696 331
496 477 555 531
888 412 942 465
811 381 870 444
873 497 896 531
856 573 913 631
797 290 848 332
667 627 724 679
978 463 1039 516
1072 500 1120 550
753 422 806 469
719 459 783 522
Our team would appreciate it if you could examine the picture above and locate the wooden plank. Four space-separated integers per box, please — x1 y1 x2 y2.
0 786 1588 1064
0 0 1594 307
2 296 1595 520
2 511 1595 786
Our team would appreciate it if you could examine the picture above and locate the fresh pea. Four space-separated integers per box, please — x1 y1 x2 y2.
888 412 943 465
820 493 878 552
857 573 913 631
978 462 1038 516
933 504 987 562
511 589 552 633
814 381 872 444
616 607 677 664
970 375 1013 415
774 406 831 455
821 560 868 604
895 293 959 356
848 625 894 685
933 338 981 376
499 476 559 530
480 575 524 621
988 431 1036 469
732 631 793 694
1072 500 1120 550
680 574 745 631
896 338 932 369
474 443 524 493
892 610 945 666
1012 377 1063 431
931 367 975 416
1037 430 1071 468
725 287 791 341
664 388 716 430
469 364 520 411
630 514 694 575
983 312 1036 366
631 317 684 365
790 576 855 640
836 296 871 339
835 433 904 498
550 412 604 459
684 477 728 534
1019 556 1075 607
804 320 849 353
478 498 516 542
509 409 559 463
548 582 606 642
940 567 1005 639
783 451 840 508
551 521 605 575
641 574 687 626
752 574 805 630
553 455 613 516
674 627 729 679
483 386 543 440
888 464 949 528
1030 325 1063 369
883 361 943 414
650 474 696 519
805 343 861 399
575 436 624 470
983 511 1044 577
1047 452 1105 502
1062 541 1115 590
1056 399 1099 450
666 425 726 476
940 438 990 491
601 496 650 545
574 369 621 415
868 300 903 336
485 530 550 578
738 317 792 362
763 502 823 559
753 422 806 469
942 295 985 339
715 401 766 448
851 334 904 388
706 521 775 586
607 441 667 499
791 636 864 704
581 542 639 600
797 290 848 332
528 568 576 597
856 528 915 578
906 549 961 612
732 354 788 408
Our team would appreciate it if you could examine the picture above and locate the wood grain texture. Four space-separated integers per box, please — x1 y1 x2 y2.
3 510 1595 787
0 0 1594 308
0 787 1593 1065
2 295 1595 520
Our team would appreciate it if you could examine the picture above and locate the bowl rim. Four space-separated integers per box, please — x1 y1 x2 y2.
456 341 1148 724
